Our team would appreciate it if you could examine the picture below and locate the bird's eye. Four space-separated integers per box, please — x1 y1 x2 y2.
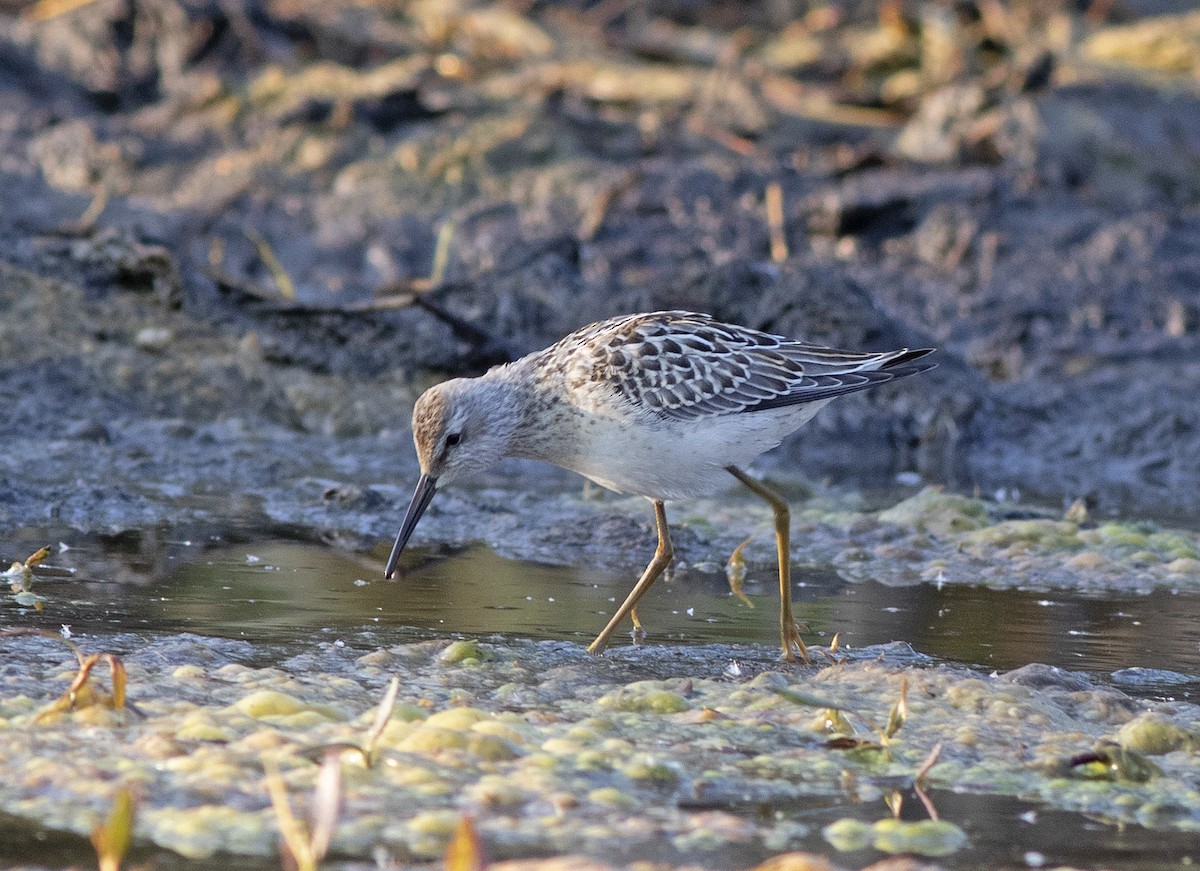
445 432 462 448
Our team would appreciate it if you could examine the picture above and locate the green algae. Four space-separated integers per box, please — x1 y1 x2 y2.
870 818 968 856
622 757 680 783
960 519 1083 551
233 689 344 723
2 633 1200 866
397 726 471 754
1117 714 1200 755
877 487 988 535
587 786 636 808
824 486 1200 593
822 817 968 856
467 732 523 762
597 682 692 714
438 639 489 664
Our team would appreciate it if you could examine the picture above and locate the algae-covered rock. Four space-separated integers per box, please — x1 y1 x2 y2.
463 775 527 808
870 818 968 856
231 689 342 722
878 487 988 535
587 786 637 808
425 707 489 730
1117 715 1200 755
823 816 967 857
467 732 523 761
176 711 237 742
597 681 692 713
622 756 680 783
748 852 841 871
4 634 1200 865
821 818 872 852
470 719 529 746
398 725 471 753
1066 551 1109 571
438 639 489 664
961 519 1082 551
404 809 461 858
1091 522 1152 550
144 803 272 859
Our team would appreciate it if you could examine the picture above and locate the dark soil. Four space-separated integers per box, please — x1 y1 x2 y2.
2 0 1199 552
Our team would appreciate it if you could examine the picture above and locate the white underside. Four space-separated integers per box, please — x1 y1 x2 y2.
557 400 830 500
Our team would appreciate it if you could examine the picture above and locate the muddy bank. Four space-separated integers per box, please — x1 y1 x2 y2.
0 1 1199 538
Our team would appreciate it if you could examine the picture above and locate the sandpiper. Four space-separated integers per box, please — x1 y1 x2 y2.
384 311 934 662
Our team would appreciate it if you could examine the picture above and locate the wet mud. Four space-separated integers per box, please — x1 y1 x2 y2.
1 1 1199 535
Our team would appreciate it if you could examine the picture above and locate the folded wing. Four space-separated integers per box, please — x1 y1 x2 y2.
566 311 934 421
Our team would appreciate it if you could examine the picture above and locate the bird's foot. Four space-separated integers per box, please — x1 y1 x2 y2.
780 623 811 664
630 608 646 645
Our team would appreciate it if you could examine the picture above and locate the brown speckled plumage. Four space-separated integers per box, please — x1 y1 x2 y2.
384 311 935 662
541 311 931 420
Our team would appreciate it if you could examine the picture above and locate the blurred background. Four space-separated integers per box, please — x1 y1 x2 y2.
0 0 1198 534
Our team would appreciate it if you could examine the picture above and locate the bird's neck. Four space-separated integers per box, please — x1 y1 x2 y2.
484 360 580 465
474 367 536 460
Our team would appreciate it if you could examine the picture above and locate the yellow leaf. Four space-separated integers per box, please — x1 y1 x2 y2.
883 677 909 740
725 536 755 607
90 787 135 871
24 546 51 568
107 654 127 709
444 815 485 871
264 760 315 871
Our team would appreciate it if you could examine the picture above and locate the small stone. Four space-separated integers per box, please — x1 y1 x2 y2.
134 326 174 351
1067 551 1109 571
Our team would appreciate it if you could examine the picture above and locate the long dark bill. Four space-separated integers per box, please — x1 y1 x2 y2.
383 473 438 579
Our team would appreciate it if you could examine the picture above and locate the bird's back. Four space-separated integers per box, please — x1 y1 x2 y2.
536 311 934 421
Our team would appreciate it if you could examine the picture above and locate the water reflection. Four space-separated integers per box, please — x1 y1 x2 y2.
7 535 1199 697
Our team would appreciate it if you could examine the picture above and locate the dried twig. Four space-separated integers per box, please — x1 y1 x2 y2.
22 0 98 22
765 181 788 263
54 182 110 237
203 265 287 304
428 220 456 288
913 741 944 820
915 741 943 786
265 751 343 871
357 676 401 766
245 229 297 300
579 172 639 242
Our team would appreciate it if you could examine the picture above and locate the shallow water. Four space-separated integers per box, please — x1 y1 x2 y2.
9 531 1199 699
4 528 1200 871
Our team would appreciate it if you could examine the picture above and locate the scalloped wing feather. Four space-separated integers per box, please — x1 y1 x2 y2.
557 311 933 422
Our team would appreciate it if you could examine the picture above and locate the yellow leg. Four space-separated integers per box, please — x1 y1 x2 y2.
587 500 672 655
727 466 810 664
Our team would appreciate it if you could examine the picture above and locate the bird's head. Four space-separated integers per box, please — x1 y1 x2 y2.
384 377 520 578
410 378 519 485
